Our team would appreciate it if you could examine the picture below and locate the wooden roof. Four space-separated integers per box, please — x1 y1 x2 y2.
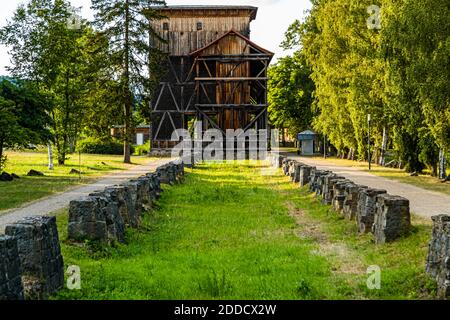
152 5 258 20
190 30 274 58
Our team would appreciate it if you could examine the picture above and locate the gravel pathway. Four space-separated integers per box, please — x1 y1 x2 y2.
287 154 450 219
0 158 171 232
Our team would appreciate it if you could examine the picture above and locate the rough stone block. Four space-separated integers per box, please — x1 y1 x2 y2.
332 180 353 214
299 165 313 187
5 216 64 300
104 185 131 226
122 182 142 227
292 163 304 183
89 191 126 242
343 184 367 221
68 196 108 241
271 154 284 168
322 174 345 205
356 188 387 233
309 169 330 194
0 235 24 300
426 215 450 299
372 194 411 244
146 173 162 201
282 158 291 176
156 164 172 185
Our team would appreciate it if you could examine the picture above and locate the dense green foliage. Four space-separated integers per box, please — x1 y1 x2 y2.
268 53 315 136
270 0 449 174
0 80 51 171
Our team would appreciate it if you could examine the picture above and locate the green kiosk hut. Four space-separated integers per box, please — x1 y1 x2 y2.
297 130 317 155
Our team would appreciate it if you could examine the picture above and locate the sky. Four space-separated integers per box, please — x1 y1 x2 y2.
0 0 312 75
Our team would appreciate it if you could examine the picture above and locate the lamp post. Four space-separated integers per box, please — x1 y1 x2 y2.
367 114 371 171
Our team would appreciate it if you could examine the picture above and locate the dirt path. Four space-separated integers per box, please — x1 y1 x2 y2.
285 154 450 219
0 158 171 232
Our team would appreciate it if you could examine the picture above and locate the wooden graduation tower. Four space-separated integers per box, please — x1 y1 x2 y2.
150 5 273 150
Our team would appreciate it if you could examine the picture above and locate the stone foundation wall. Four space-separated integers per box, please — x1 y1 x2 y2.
274 155 450 296
68 161 186 243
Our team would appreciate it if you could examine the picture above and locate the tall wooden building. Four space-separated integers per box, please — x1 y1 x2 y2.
150 5 273 150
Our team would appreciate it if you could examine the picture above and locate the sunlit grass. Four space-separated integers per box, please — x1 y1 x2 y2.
0 151 155 212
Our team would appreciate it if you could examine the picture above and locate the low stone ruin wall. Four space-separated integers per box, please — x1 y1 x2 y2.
426 215 450 299
68 161 186 243
273 155 412 245
0 156 199 300
271 154 450 298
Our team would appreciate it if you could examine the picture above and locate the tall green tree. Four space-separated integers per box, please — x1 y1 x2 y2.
381 0 449 173
80 31 124 141
91 0 166 163
280 0 449 172
268 53 315 137
0 0 90 165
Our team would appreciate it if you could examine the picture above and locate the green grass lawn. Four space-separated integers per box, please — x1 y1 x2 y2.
0 151 153 212
53 161 436 300
300 156 450 197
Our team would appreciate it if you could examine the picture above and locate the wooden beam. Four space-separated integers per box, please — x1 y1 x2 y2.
195 77 268 81
196 104 267 109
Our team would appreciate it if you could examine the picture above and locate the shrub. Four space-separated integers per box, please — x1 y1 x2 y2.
78 137 133 155
133 144 150 156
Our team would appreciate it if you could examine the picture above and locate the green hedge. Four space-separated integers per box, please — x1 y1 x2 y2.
78 138 134 155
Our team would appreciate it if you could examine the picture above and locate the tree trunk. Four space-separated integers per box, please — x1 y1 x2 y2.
346 149 351 160
439 149 447 180
379 127 387 166
123 0 132 164
431 163 438 177
48 143 54 170
0 138 5 172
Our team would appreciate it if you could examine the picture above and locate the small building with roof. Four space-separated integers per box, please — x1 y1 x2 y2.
297 130 317 155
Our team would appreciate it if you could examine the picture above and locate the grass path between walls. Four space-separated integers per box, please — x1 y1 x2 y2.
52 161 437 300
